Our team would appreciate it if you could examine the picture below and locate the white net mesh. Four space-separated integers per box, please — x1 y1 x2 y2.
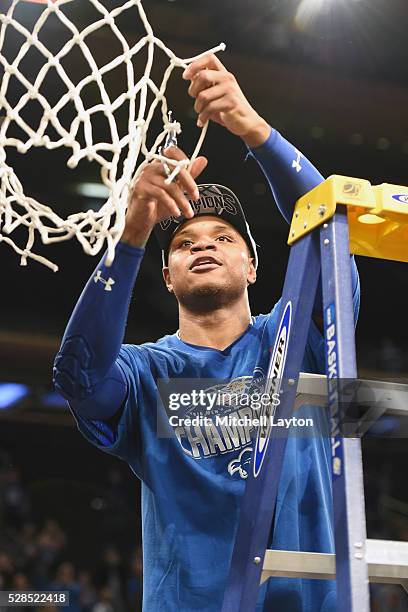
0 0 225 270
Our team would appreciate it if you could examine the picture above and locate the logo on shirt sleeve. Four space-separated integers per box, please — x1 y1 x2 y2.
292 149 302 173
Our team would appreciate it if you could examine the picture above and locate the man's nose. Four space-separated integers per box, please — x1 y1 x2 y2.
190 239 216 252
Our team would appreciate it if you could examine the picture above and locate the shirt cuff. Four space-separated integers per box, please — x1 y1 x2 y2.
247 127 279 160
116 240 146 258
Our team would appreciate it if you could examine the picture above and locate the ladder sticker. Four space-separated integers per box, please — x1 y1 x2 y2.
392 194 408 204
253 301 292 478
325 303 344 479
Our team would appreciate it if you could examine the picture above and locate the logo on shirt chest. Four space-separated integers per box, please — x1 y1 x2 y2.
165 373 277 481
170 376 261 461
227 447 253 479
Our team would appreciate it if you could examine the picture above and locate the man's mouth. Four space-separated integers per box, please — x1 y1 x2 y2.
190 256 222 272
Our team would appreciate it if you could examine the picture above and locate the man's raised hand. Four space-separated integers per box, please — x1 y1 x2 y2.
183 54 270 147
121 147 207 248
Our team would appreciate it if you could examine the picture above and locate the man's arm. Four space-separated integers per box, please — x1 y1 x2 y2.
247 129 360 325
53 243 144 420
183 55 360 324
54 149 207 421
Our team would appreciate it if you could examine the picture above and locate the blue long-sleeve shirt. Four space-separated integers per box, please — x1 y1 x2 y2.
54 129 360 612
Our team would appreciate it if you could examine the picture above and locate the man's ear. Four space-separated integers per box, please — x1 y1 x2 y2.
247 257 257 286
162 266 174 293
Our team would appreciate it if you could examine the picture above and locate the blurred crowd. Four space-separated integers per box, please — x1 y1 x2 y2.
0 452 142 611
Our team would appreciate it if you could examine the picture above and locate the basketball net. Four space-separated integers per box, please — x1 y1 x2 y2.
0 0 225 270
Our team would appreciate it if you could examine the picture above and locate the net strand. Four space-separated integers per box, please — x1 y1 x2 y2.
0 0 225 270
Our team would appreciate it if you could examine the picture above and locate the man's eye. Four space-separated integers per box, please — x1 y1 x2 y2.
180 240 192 247
216 235 232 242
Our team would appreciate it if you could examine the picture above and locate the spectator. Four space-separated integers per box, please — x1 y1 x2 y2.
17 522 38 567
0 466 30 528
126 548 143 611
33 520 67 588
92 587 115 612
12 571 30 589
94 547 126 610
0 551 14 588
372 584 408 611
78 570 97 612
51 561 81 612
9 572 32 612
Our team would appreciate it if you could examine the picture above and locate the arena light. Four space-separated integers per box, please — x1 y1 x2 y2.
74 182 110 199
0 383 29 410
295 0 331 29
298 0 326 9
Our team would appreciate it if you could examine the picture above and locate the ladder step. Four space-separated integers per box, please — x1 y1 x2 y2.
296 373 408 418
261 539 408 592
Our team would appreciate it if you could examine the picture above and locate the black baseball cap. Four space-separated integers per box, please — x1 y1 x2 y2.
154 184 258 268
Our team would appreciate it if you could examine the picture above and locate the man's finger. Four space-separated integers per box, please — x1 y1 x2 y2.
145 184 181 219
194 83 226 116
189 157 208 181
150 173 194 219
175 167 200 201
162 145 189 163
198 97 234 128
163 181 195 219
182 54 225 81
188 69 224 99
158 147 207 194
161 146 191 187
162 148 207 188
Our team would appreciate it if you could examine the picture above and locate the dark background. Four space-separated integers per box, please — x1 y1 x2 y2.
1 0 408 610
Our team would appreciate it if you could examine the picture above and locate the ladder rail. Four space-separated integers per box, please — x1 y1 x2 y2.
320 208 370 611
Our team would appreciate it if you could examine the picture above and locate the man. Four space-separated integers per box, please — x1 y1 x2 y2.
54 54 359 610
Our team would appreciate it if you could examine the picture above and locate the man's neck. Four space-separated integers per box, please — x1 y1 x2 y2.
178 300 252 350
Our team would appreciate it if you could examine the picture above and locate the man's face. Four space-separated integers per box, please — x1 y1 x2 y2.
162 216 256 311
